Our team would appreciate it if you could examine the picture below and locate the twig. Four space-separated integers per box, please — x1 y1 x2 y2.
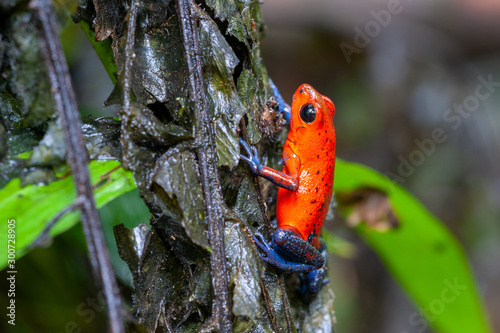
30 1 124 332
176 0 232 331
121 0 138 129
29 198 83 249
240 118 294 332
278 276 293 333
260 278 279 332
119 0 139 171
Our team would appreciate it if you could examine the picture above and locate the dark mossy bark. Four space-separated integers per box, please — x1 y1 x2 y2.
0 0 335 331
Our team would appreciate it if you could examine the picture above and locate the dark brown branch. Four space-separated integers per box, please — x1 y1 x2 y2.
176 0 232 331
260 279 279 332
279 276 293 333
121 0 138 134
30 1 124 332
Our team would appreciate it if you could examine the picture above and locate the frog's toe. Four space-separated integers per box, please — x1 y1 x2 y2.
238 138 262 173
239 138 252 155
299 267 327 300
250 145 258 157
252 232 273 254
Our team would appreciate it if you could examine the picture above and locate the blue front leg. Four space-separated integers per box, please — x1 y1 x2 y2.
239 138 299 191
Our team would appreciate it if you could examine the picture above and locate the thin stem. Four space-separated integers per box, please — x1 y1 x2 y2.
29 198 82 249
121 0 138 124
120 0 139 171
279 276 293 333
176 0 232 331
31 1 124 332
260 278 279 332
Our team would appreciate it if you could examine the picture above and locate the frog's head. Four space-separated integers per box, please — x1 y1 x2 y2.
288 84 335 143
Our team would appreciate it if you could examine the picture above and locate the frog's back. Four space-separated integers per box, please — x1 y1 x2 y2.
276 137 335 245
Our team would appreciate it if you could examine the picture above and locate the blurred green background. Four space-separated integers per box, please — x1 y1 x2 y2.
1 0 499 332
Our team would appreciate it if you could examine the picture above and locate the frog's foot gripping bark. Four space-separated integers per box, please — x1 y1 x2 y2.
239 137 262 174
250 228 325 273
299 239 329 300
239 138 299 191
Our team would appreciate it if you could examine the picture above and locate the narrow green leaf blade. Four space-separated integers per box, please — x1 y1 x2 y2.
334 159 491 333
78 20 118 84
0 160 136 270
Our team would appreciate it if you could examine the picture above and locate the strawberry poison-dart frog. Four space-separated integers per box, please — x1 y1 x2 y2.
240 83 336 299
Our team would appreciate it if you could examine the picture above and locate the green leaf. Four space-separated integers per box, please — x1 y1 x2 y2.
334 159 492 333
0 160 136 270
78 20 117 84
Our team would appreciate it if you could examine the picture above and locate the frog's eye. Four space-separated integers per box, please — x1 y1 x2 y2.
299 103 316 123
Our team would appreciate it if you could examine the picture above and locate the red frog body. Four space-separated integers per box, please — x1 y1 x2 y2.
276 84 335 247
240 83 335 299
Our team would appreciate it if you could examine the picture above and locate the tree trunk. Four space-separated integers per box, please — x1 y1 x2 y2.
0 0 336 331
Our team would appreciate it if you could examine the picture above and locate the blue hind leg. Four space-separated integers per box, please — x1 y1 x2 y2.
299 238 329 300
250 229 322 273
